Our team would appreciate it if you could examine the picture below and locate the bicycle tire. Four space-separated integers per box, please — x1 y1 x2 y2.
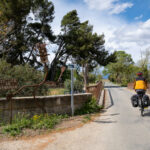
141 108 144 116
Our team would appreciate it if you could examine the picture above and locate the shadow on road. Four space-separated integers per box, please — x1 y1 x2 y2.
104 86 123 88
106 89 114 109
94 120 117 124
110 113 120 116
100 113 120 117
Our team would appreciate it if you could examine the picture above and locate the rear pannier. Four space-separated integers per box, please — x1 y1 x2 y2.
143 95 150 107
131 94 139 107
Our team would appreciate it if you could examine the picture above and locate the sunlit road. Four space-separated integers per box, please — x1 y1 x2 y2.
102 82 150 150
1 82 150 150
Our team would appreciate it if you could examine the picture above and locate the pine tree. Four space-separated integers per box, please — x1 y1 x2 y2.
0 0 55 67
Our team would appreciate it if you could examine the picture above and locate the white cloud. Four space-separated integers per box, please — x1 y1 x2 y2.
109 19 150 45
84 0 133 14
106 19 150 62
51 0 150 63
110 2 133 14
134 14 143 20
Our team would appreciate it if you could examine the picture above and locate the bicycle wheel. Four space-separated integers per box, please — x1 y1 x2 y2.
140 98 144 116
141 107 144 116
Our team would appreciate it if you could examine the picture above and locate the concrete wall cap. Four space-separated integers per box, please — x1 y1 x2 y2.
0 93 92 101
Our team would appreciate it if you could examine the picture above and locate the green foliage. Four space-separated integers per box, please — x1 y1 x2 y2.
103 51 137 86
64 79 84 93
2 113 32 136
75 97 102 115
0 59 48 97
2 113 68 136
88 73 102 83
3 124 21 136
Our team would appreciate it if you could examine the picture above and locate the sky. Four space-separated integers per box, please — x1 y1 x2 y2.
50 0 150 63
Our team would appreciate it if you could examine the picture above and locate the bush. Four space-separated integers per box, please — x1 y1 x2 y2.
75 97 102 115
64 79 83 93
0 59 48 97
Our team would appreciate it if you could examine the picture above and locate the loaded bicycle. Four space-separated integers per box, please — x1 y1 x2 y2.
137 90 147 116
131 90 149 116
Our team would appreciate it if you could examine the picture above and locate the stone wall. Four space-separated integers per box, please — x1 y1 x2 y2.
0 93 92 122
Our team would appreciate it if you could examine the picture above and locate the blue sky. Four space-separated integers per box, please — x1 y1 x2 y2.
120 0 150 22
50 0 150 63
56 0 150 21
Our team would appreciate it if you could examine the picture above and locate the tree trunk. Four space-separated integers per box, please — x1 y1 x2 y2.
46 58 58 81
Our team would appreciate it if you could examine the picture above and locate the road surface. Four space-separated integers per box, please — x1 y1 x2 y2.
1 82 150 150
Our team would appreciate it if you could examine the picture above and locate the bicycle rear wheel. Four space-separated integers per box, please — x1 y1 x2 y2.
141 107 144 116
140 98 144 116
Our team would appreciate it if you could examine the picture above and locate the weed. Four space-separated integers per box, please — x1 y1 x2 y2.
82 115 91 123
2 113 68 136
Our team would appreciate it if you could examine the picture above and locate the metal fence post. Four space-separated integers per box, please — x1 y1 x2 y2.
71 68 74 116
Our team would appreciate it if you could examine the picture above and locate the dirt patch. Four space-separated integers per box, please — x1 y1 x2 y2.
0 113 100 142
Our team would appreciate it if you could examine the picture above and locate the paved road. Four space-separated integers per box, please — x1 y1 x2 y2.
1 82 150 150
102 82 150 150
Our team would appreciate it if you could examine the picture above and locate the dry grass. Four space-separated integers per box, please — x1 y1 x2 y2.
48 88 66 95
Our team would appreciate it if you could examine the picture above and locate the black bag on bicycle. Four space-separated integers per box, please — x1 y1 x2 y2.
131 94 139 107
143 95 150 107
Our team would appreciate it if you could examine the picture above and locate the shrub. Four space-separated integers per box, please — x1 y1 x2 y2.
75 97 102 115
0 59 48 97
64 79 83 93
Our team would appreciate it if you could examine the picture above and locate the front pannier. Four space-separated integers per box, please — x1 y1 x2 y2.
131 94 139 107
143 95 150 107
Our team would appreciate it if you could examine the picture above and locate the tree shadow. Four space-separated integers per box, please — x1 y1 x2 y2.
104 86 123 88
110 113 120 116
100 113 120 116
94 119 117 124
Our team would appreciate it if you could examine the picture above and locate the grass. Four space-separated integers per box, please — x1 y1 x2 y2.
48 88 66 95
2 113 68 136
